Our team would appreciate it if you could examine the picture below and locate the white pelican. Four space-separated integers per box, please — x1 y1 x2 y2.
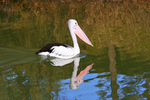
35 19 93 58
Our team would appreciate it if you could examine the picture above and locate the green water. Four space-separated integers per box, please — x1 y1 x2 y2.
0 1 150 100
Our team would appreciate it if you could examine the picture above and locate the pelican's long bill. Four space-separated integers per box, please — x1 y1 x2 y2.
73 25 93 47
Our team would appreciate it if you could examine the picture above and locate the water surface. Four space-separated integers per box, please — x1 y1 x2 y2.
0 1 150 100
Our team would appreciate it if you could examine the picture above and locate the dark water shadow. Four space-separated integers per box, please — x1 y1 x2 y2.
108 43 119 100
0 47 37 67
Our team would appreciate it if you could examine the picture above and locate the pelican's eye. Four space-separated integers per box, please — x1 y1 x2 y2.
75 22 77 25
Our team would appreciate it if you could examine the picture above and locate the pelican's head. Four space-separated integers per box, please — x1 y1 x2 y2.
68 19 93 47
68 19 78 28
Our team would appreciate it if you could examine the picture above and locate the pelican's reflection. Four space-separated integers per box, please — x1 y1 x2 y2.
50 58 74 66
70 57 93 89
39 55 83 66
39 55 93 89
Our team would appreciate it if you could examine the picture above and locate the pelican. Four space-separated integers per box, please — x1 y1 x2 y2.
35 19 93 58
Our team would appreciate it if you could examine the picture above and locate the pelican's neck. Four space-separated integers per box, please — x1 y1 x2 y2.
69 26 80 54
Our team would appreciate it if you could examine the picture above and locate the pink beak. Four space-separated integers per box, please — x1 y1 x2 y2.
73 25 93 47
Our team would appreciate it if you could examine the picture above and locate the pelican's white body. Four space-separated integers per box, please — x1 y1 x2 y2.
37 19 93 59
38 45 78 59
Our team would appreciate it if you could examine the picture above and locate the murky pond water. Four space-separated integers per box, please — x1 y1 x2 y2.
0 1 150 100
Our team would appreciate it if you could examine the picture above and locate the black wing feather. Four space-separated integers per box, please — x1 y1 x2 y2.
35 43 69 54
